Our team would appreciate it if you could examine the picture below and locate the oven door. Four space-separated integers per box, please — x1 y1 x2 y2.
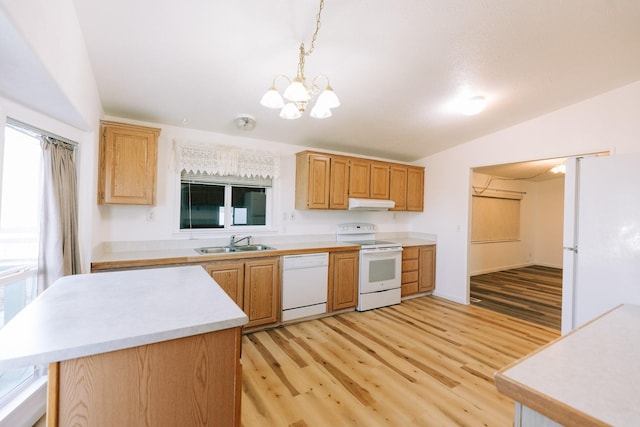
359 247 403 293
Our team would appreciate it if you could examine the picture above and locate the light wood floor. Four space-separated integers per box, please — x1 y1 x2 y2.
470 266 563 330
241 296 559 427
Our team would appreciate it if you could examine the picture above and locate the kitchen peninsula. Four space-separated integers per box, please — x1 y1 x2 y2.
0 266 247 427
495 304 640 426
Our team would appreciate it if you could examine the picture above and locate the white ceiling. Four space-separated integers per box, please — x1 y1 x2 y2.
5 1 640 164
474 157 566 182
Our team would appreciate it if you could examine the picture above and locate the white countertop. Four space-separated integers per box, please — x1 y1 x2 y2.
90 235 437 269
391 237 437 247
495 304 640 426
0 266 248 370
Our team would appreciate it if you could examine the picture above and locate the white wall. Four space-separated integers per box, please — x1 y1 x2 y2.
95 116 416 248
468 173 564 275
413 80 640 304
468 173 536 274
534 178 564 267
0 0 101 129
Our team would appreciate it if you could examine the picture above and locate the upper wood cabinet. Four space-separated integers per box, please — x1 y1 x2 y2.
348 158 371 199
98 121 160 205
296 152 350 210
389 165 408 211
406 166 425 211
295 150 424 211
370 162 390 199
295 152 331 209
329 156 350 209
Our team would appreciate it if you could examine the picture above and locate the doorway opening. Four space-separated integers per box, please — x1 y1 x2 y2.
468 157 566 330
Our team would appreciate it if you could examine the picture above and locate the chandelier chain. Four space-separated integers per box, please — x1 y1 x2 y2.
296 0 324 80
306 0 324 57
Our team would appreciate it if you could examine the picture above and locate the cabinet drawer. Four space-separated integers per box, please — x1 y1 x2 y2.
402 270 418 284
402 259 419 271
402 247 419 259
401 282 419 296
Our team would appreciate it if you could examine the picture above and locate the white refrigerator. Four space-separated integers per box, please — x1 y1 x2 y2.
562 153 640 333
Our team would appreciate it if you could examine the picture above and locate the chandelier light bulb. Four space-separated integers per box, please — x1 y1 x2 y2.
315 87 340 110
310 104 332 119
260 88 284 109
283 80 311 102
280 103 302 119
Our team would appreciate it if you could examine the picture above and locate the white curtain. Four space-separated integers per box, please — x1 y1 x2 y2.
38 137 80 292
173 140 280 178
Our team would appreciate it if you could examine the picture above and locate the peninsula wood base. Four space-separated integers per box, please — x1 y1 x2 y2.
47 328 242 427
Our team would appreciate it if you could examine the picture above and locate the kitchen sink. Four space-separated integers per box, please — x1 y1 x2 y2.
195 245 275 254
233 244 275 252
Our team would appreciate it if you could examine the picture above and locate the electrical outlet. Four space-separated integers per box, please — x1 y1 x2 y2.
146 208 155 221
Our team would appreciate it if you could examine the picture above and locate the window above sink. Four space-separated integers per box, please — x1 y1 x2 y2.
179 172 273 232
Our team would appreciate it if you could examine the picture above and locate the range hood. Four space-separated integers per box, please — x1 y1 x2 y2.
348 198 395 211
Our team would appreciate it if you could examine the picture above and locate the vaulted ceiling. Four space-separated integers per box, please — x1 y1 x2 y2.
4 1 640 163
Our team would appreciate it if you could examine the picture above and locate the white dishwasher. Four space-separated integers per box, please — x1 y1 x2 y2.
282 253 329 322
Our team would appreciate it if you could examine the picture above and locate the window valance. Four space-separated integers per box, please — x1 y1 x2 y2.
173 140 280 178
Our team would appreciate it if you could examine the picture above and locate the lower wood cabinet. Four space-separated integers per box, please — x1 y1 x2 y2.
328 251 359 311
401 245 436 297
418 245 436 293
204 261 245 308
204 257 279 328
48 327 243 427
401 247 420 296
244 258 280 327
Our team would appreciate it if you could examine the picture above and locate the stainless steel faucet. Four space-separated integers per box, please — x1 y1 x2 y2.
230 234 252 248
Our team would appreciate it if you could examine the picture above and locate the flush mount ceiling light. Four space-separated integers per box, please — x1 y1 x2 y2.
458 95 487 115
551 164 566 174
234 114 256 130
260 0 340 119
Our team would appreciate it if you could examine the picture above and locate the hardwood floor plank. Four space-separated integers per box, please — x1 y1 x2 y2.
242 296 558 426
246 333 300 397
470 265 562 330
266 329 308 368
317 317 419 383
330 315 461 388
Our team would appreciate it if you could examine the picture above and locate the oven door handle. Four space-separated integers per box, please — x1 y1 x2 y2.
360 247 403 254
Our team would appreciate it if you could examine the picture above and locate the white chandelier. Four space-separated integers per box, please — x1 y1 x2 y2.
260 0 340 119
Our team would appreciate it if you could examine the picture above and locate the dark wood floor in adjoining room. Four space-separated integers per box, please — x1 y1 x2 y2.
241 296 559 427
470 265 562 330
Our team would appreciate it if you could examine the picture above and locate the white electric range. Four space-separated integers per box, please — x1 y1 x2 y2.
336 223 403 311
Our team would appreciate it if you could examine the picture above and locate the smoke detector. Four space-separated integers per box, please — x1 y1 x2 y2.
234 114 256 130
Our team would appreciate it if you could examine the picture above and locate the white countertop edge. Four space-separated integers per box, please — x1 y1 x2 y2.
1 316 247 370
0 266 249 371
497 304 640 426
